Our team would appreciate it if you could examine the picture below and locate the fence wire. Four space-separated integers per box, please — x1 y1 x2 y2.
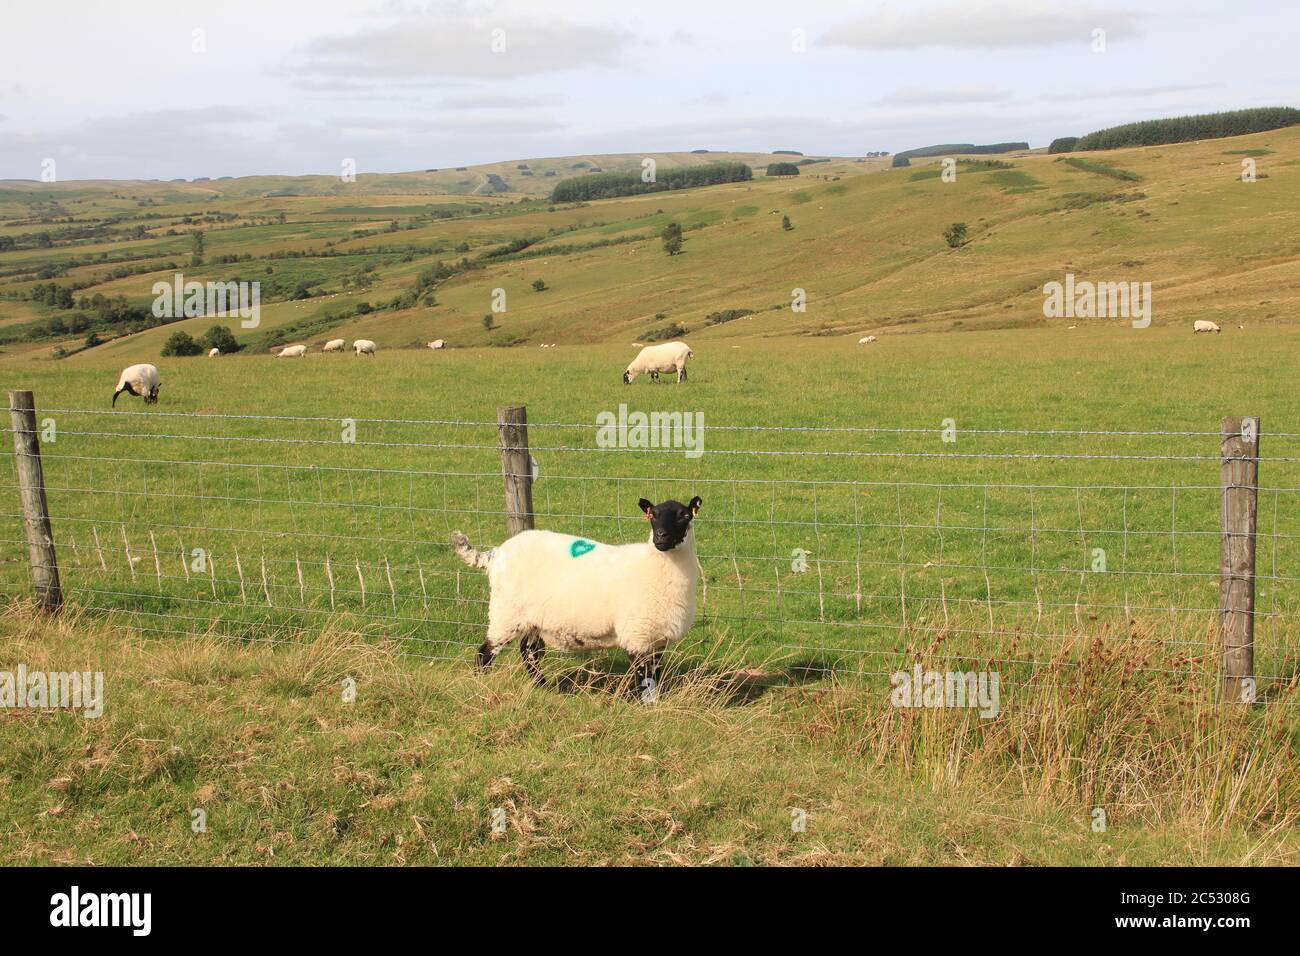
2 405 1297 699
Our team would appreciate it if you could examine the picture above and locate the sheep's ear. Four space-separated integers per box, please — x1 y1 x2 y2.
689 496 702 517
638 498 654 518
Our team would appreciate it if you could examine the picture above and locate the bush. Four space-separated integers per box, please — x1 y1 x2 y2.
161 331 203 356
767 162 800 176
1048 136 1079 154
782 215 793 231
199 325 240 354
663 235 683 256
1075 108 1300 151
531 279 547 292
550 162 751 202
642 321 688 341
943 223 969 248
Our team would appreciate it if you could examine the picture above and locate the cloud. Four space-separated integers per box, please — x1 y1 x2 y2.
823 1 1142 50
285 2 633 88
876 85 1013 105
439 92 562 109
1043 82 1227 102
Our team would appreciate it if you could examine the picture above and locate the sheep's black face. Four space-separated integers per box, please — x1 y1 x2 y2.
640 496 702 551
623 370 632 384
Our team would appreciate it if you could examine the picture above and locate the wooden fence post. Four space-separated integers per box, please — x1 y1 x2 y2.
498 405 534 538
8 390 62 611
1220 415 1259 704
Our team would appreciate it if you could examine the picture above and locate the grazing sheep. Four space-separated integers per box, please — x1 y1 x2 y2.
1193 320 1221 334
112 364 161 406
858 335 877 344
277 344 308 358
624 341 693 384
428 339 445 349
322 338 346 353
353 339 376 356
208 347 220 358
451 495 702 695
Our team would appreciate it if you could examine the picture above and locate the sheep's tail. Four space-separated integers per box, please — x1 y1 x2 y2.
450 531 492 571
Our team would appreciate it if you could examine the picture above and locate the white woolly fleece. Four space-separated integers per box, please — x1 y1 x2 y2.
458 527 699 656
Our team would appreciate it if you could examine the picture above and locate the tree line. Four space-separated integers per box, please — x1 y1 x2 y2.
550 163 752 202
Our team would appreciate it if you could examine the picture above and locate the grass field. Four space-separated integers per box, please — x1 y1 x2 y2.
2 129 1299 865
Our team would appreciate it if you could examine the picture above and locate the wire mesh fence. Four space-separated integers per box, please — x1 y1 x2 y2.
2 397 1297 701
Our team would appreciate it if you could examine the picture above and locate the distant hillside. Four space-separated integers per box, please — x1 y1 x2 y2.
0 151 842 203
4 123 1300 362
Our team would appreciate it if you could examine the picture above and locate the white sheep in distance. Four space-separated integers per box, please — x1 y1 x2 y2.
624 341 693 384
277 344 308 357
428 339 445 349
112 364 161 406
322 338 345 353
353 339 376 356
208 347 221 358
858 335 877 344
1193 320 1221 333
451 495 703 695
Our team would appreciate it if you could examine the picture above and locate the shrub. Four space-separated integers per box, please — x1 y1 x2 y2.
161 330 203 356
531 278 547 292
1048 136 1079 154
782 215 793 231
943 223 969 248
766 162 800 176
663 235 683 256
199 325 240 354
482 314 495 331
642 321 688 341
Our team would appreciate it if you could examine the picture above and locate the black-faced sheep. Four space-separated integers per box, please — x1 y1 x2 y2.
112 364 161 406
451 496 703 697
624 341 693 384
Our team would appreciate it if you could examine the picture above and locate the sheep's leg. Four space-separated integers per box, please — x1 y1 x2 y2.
650 370 659 384
520 632 546 686
632 650 663 702
476 620 522 671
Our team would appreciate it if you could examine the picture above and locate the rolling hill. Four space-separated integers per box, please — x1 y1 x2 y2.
2 127 1299 364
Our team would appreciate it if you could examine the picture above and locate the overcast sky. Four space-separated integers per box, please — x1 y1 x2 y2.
1 0 1296 181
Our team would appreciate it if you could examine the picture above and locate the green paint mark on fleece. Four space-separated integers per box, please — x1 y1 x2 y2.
570 539 596 558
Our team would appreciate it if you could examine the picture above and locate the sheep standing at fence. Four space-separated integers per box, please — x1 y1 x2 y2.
624 341 692 384
112 364 161 406
451 495 703 697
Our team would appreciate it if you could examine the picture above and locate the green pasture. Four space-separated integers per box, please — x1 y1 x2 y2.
2 326 1297 695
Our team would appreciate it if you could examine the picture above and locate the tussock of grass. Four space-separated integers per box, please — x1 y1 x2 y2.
1 603 1295 865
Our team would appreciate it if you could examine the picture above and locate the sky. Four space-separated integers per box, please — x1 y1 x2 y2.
1 0 1296 181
